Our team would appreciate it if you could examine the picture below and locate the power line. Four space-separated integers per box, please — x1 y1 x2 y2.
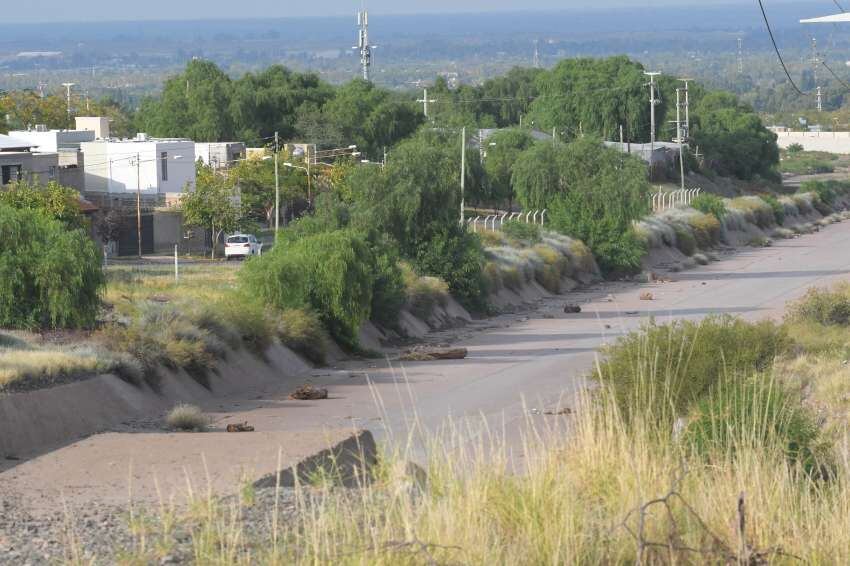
756 0 808 96
822 59 850 90
832 0 846 13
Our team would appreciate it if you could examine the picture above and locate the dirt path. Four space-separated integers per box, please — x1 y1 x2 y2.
5 220 850 521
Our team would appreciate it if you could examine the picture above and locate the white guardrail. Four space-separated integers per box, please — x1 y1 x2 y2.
466 209 547 233
651 188 702 213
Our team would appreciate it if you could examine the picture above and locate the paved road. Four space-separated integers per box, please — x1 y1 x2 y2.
6 219 850 510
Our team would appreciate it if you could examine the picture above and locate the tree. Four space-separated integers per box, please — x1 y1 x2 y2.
512 142 559 210
231 156 306 228
181 163 241 259
482 129 535 208
692 92 779 181
0 204 104 329
529 137 651 275
0 180 84 229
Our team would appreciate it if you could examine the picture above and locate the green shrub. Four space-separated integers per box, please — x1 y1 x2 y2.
277 308 328 366
729 197 775 229
165 404 208 432
762 194 786 225
482 262 503 293
502 222 541 244
595 315 792 423
402 264 450 319
690 193 727 220
240 229 375 349
683 376 828 476
0 204 104 330
686 213 722 249
193 294 274 355
787 285 850 326
787 143 804 154
414 226 487 312
673 226 697 256
800 181 837 207
369 244 406 330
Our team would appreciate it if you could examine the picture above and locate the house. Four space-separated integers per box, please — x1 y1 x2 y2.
8 116 112 192
0 134 59 187
80 134 197 256
603 141 680 168
81 134 196 208
195 142 247 168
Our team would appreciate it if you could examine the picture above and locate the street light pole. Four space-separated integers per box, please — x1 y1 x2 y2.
274 131 280 240
460 126 466 225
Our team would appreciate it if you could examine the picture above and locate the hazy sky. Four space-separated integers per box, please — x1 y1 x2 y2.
7 0 771 23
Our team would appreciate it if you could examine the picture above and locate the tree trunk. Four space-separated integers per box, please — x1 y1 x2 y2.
211 223 216 260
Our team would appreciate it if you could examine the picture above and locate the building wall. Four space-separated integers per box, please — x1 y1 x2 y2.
774 131 850 154
82 140 196 196
9 130 95 153
75 117 110 140
0 151 58 186
195 142 247 168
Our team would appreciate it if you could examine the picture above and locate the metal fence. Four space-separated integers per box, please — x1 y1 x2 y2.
466 210 547 233
651 188 702 213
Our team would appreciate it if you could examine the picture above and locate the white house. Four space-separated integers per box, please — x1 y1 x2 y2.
81 135 196 207
195 142 247 168
0 134 59 187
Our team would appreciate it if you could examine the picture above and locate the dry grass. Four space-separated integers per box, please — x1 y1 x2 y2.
165 404 208 432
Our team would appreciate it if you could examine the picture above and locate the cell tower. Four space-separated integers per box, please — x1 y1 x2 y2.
737 37 744 74
61 82 75 117
355 10 374 81
533 40 541 69
810 37 820 85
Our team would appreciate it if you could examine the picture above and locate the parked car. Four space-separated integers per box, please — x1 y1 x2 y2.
225 234 263 260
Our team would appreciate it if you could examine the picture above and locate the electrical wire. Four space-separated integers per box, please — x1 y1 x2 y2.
821 60 850 89
756 0 809 96
833 0 846 13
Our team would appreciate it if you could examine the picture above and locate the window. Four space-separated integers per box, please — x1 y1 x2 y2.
1 165 21 185
161 151 168 182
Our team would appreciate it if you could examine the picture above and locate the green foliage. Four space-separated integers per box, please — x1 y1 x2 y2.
181 163 241 258
780 154 835 175
595 315 792 423
683 376 827 476
762 194 786 225
0 204 104 330
787 143 804 154
673 225 697 256
690 193 727 220
401 264 450 320
369 242 406 330
415 226 487 312
798 180 850 208
277 308 327 366
692 91 780 181
231 156 306 227
481 129 535 206
501 222 542 244
787 285 850 327
192 295 273 355
239 229 374 349
0 180 85 228
544 138 651 276
512 143 559 210
686 213 722 249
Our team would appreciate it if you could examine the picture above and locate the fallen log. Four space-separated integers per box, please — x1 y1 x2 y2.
399 347 468 362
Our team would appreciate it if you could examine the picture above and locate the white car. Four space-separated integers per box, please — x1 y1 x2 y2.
225 234 263 260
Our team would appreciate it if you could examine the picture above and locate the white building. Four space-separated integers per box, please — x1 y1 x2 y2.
81 135 196 206
0 134 59 187
195 142 246 168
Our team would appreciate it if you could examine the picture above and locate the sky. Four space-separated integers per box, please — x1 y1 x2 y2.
6 0 785 23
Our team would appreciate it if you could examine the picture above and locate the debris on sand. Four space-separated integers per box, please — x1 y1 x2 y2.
640 292 654 301
563 304 582 314
544 407 573 416
226 422 255 433
543 314 555 319
399 347 468 362
289 384 329 401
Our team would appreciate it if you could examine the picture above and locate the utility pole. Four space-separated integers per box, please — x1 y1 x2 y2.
417 88 436 118
675 89 686 191
644 72 661 153
619 124 624 145
61 82 75 117
460 127 466 226
355 10 374 81
306 145 312 205
274 131 280 239
817 86 824 113
679 78 692 140
135 152 142 259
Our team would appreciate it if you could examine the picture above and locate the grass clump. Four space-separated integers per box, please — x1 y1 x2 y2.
690 193 727 220
595 315 792 422
672 226 696 256
761 194 786 225
728 196 775 229
780 151 836 175
277 308 328 366
402 264 450 320
165 404 208 432
787 284 850 327
686 212 721 249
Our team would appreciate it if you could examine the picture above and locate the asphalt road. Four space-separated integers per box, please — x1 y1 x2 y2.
7 218 850 510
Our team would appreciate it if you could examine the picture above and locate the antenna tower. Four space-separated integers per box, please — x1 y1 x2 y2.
533 40 541 69
737 37 744 74
810 37 820 85
355 10 374 81
61 82 75 117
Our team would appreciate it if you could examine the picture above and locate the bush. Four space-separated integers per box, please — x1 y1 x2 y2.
800 180 837 208
787 143 804 154
762 194 786 225
165 404 208 432
690 193 727 220
369 243 406 330
402 264 450 319
683 376 828 476
787 285 850 326
0 205 104 329
240 229 375 349
686 213 722 249
193 295 274 355
502 222 541 244
277 308 328 365
414 226 487 312
729 197 775 229
673 226 697 256
595 315 792 423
